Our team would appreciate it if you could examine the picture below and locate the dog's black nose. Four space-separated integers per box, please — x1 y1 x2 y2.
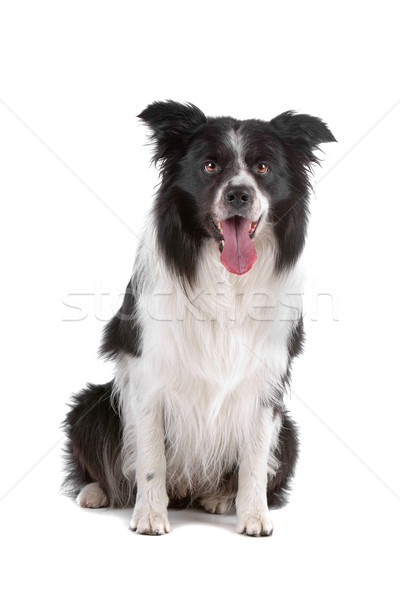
224 186 252 209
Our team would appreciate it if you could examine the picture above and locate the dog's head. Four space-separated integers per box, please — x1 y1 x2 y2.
139 101 335 284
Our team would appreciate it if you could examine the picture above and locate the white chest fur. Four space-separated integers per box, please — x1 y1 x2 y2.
116 232 304 494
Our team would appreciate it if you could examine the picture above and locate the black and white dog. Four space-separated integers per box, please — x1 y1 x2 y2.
64 101 335 536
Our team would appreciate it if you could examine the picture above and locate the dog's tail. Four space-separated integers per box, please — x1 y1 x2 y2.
62 380 135 507
267 411 300 508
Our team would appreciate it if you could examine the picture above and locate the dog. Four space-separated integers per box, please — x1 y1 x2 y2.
63 101 335 536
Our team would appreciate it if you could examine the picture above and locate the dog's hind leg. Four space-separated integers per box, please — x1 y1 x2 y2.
63 380 135 508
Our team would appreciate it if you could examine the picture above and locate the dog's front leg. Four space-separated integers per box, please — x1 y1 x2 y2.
129 399 170 535
235 405 275 537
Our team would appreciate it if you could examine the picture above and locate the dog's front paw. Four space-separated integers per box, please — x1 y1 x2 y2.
129 507 171 535
236 511 274 537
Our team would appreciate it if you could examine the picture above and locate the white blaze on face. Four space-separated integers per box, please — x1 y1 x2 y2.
209 129 272 275
213 129 270 222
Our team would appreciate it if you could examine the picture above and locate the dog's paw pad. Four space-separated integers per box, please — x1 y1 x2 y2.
129 510 171 535
236 512 274 537
76 482 109 509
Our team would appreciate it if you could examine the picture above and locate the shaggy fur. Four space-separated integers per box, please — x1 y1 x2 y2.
63 101 335 536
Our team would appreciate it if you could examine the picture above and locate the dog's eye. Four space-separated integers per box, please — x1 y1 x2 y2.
204 161 218 173
256 162 270 174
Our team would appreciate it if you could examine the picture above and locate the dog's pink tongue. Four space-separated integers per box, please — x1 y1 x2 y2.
220 216 257 275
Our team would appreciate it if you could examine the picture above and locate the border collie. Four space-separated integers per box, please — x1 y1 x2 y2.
63 101 335 536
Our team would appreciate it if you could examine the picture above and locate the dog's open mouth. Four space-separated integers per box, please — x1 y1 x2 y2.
212 216 260 275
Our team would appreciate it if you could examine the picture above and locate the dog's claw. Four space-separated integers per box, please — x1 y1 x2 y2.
236 512 274 537
129 509 171 535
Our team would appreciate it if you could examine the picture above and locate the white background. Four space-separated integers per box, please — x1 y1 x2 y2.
1 1 399 598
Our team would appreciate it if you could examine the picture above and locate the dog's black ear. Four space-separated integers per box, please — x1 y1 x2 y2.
138 100 207 166
268 111 336 164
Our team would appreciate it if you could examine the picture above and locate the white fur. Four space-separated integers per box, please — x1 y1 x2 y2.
113 217 304 535
214 130 270 222
235 406 280 536
128 392 170 534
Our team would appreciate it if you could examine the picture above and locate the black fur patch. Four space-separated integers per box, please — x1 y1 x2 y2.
267 410 300 508
288 316 305 360
153 187 209 287
138 100 207 182
266 111 336 271
280 316 305 390
100 279 142 359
